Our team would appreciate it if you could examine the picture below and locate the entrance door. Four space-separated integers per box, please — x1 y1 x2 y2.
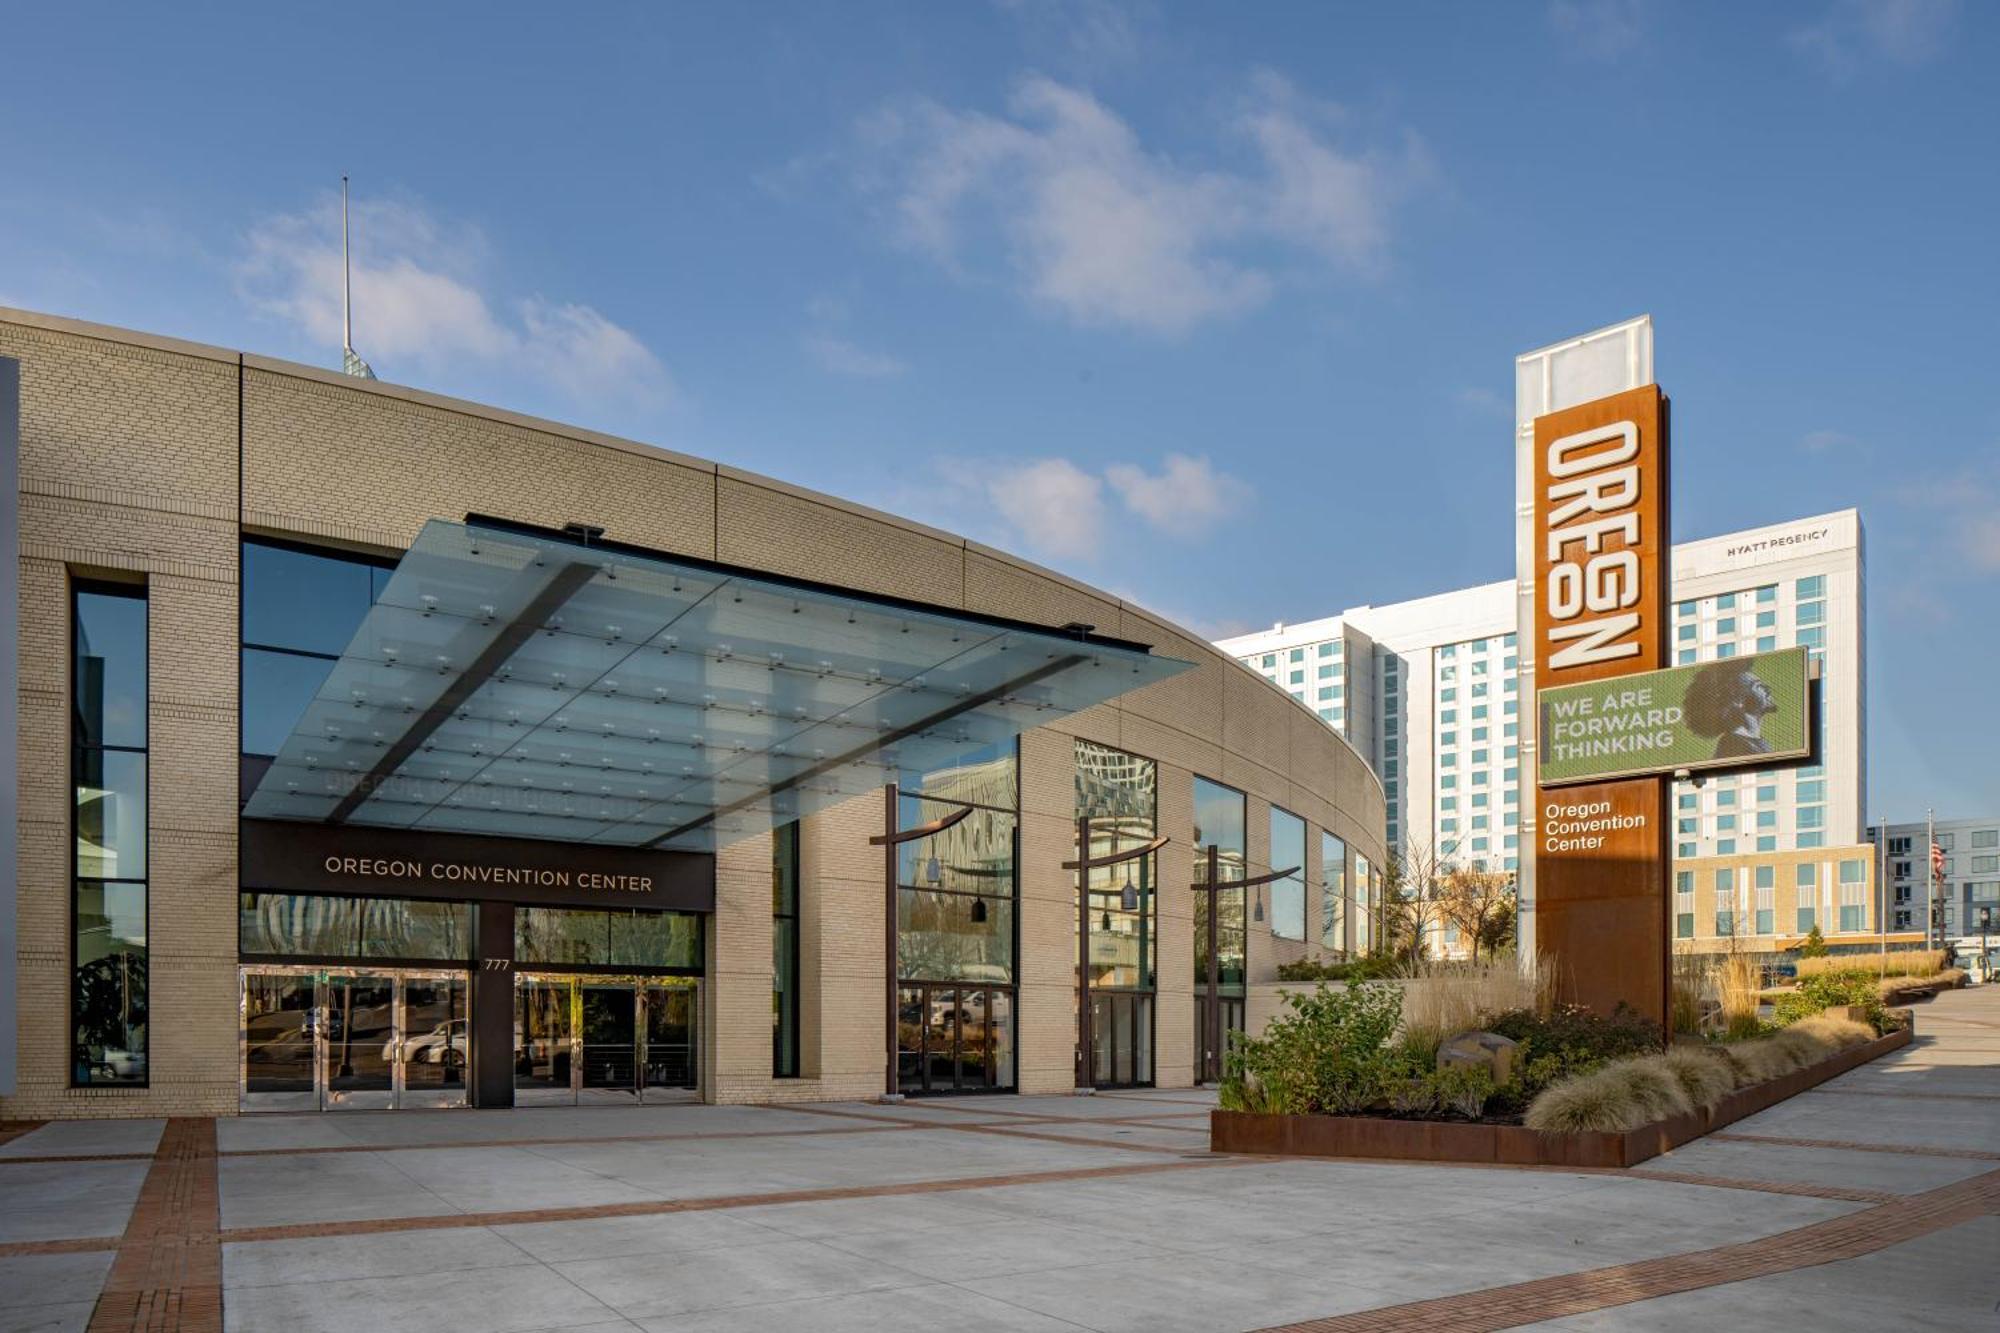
1194 991 1245 1083
323 973 396 1110
515 975 576 1106
1091 991 1153 1089
643 982 698 1098
241 968 470 1111
580 983 640 1104
242 971 318 1112
897 984 1010 1094
400 974 470 1109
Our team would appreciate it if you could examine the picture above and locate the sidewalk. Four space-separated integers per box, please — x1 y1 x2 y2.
0 989 1992 1332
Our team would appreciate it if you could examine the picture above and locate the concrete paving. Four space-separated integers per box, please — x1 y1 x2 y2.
0 985 1992 1331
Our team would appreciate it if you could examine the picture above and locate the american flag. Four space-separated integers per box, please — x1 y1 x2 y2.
1931 842 1947 880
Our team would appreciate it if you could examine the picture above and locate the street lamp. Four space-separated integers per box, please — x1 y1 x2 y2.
1189 844 1300 1085
868 782 971 1101
1061 817 1169 1092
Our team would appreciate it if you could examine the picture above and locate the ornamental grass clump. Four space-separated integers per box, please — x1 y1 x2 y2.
1598 1055 1694 1121
1795 949 1947 981
1522 1067 1643 1133
1716 954 1765 1040
1660 1046 1735 1109
1788 1013 1874 1050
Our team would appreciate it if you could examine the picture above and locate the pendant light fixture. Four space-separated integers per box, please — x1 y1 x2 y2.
1100 908 1113 933
1253 887 1265 923
924 854 941 884
1120 865 1138 913
970 897 988 924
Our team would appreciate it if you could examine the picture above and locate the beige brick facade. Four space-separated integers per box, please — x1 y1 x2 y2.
2 307 1384 1118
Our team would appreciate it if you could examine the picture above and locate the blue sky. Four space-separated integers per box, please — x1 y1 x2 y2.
1 1 1993 822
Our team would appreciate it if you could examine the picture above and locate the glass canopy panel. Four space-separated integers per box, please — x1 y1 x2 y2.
244 519 1191 851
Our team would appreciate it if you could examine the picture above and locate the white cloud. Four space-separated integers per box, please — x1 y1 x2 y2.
1547 0 1646 60
804 333 909 378
236 192 670 410
1789 0 1958 75
849 73 1429 335
1104 453 1250 533
800 295 908 378
985 457 1107 560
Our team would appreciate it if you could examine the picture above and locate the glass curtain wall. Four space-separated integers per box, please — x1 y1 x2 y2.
895 741 1018 1093
1193 776 1247 1081
1269 808 1307 941
772 821 800 1078
1076 740 1158 1089
73 582 149 1086
1320 831 1348 955
240 538 395 764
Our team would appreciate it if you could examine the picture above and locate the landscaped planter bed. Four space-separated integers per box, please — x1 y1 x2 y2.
1210 1021 1911 1169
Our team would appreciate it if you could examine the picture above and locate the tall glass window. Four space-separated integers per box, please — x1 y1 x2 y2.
240 538 394 759
1193 776 1247 990
1353 852 1374 953
773 821 801 1078
73 582 148 1086
1268 807 1306 940
1320 831 1348 953
1076 741 1158 1088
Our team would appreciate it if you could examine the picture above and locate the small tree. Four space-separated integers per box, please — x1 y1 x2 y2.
1798 923 1829 958
1439 867 1518 962
1380 841 1454 962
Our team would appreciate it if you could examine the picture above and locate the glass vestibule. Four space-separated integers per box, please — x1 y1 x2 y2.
513 974 700 1106
240 966 470 1112
897 985 1014 1094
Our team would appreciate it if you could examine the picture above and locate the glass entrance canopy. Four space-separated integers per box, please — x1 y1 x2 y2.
243 518 1191 852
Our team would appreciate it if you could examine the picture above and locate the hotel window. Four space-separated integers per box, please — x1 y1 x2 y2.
1441 797 1458 812
1268 807 1307 941
1472 793 1489 808
1756 636 1776 653
1472 660 1487 676
73 581 149 1087
1472 683 1488 698
1471 726 1488 743
1678 649 1696 665
1440 709 1456 724
1798 806 1825 829
1505 812 1518 827
1677 818 1697 835
1442 819 1458 834
1716 643 1736 659
1974 830 1999 849
1504 701 1518 715
1503 722 1518 738
1716 617 1736 635
1503 633 1516 646
773 821 801 1077
1678 792 1697 810
1796 575 1825 599
1757 811 1777 830
1441 665 1457 683
1716 790 1737 807
1796 602 1825 626
1289 648 1304 662
1474 704 1490 720
1797 780 1825 802
1319 642 1338 657
1676 913 1695 939
1440 731 1457 747
1799 832 1825 849
1717 593 1737 610
1796 627 1825 650
1756 611 1776 629
1288 670 1303 685
1439 644 1456 659
1972 856 2000 874
1260 655 1274 668
1317 687 1334 702
1677 600 1695 617
1441 688 1457 702
1678 842 1696 859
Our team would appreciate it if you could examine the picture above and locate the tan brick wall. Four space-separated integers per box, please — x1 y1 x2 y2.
4 308 1385 1117
3 316 239 1119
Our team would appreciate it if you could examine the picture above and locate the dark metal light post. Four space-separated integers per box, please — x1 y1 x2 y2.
1061 817 1168 1092
1190 845 1299 1085
868 783 970 1101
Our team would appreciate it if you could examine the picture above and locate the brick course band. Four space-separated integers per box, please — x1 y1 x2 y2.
1709 1131 2000 1162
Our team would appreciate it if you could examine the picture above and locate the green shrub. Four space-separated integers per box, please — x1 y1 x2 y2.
1218 981 1409 1116
1484 1003 1661 1112
1771 972 1887 1032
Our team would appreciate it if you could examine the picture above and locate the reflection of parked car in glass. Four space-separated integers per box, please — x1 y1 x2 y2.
392 1019 467 1066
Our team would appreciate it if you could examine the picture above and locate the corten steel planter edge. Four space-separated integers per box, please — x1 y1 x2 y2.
1209 1021 1912 1168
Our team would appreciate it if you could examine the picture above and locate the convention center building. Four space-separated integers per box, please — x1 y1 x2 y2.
0 307 1384 1119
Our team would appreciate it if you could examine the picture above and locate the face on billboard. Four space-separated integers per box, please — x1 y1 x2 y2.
1538 646 1813 786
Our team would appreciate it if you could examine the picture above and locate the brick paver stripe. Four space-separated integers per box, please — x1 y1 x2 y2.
1708 1131 2000 1163
88 1117 221 1333
221 1153 1254 1246
1251 1167 2000 1333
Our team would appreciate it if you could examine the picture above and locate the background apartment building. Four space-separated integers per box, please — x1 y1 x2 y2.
1218 509 1867 955
1868 816 2000 944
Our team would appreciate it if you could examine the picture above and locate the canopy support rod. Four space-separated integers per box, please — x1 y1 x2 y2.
325 560 599 824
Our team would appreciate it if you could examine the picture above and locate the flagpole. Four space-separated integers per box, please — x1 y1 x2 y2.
341 175 353 358
1925 806 1936 953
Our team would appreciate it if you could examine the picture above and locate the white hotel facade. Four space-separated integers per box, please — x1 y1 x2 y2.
1217 510 1865 946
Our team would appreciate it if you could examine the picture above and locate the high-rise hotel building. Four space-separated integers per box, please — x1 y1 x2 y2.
1217 510 1865 944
